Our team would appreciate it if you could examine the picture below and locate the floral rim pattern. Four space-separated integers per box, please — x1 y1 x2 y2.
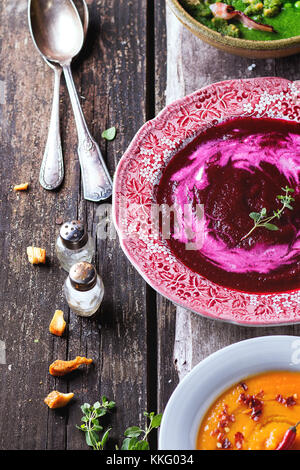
113 77 300 326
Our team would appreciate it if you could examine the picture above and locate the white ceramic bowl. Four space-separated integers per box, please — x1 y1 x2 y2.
159 336 300 450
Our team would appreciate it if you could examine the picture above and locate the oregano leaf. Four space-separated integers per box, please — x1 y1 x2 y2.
124 426 143 438
151 414 163 428
264 223 279 231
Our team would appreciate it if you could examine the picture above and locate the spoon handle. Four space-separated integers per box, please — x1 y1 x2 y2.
63 64 113 202
39 66 64 190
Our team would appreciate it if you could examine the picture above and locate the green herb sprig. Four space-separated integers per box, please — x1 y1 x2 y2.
76 396 115 450
119 412 162 450
241 186 295 241
77 399 162 451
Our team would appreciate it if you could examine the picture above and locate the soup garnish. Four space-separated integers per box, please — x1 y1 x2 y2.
180 0 300 40
197 371 300 450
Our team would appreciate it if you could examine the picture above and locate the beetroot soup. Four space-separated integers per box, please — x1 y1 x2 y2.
155 118 300 293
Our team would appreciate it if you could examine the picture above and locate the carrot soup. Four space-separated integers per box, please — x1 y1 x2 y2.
197 371 300 450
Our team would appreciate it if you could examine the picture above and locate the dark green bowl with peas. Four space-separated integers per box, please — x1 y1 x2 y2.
168 0 300 58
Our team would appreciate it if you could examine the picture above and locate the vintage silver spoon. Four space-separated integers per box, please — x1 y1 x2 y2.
28 0 89 191
29 0 113 201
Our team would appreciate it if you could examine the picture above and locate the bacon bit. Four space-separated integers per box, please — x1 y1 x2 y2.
222 438 232 449
276 394 285 404
218 405 235 427
235 432 244 450
212 405 235 446
209 2 276 33
210 2 236 19
239 392 264 421
215 430 232 449
286 396 297 407
13 183 29 191
276 394 297 407
240 382 248 391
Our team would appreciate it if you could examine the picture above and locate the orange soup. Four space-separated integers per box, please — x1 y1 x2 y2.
197 371 300 450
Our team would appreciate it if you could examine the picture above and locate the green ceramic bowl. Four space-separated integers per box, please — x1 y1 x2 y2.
167 0 300 58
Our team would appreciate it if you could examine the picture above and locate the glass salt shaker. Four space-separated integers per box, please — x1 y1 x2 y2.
56 220 95 272
64 262 104 317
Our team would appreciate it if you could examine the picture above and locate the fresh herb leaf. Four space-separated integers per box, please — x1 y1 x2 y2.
81 403 91 413
100 428 111 449
151 414 163 428
260 208 267 217
241 186 295 241
121 437 138 450
102 126 116 141
77 399 115 450
133 440 150 450
264 223 279 231
78 400 162 451
124 426 143 438
120 412 162 451
249 212 261 222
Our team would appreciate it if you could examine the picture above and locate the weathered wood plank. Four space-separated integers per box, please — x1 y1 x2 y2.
66 0 150 450
164 6 300 388
0 0 150 450
0 0 75 450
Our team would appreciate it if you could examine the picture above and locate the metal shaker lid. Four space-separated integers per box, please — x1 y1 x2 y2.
60 220 88 250
69 262 97 291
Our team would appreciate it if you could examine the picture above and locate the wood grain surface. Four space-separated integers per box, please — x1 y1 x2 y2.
165 6 300 389
0 0 158 450
0 0 299 450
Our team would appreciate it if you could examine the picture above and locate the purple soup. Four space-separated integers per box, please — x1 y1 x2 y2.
155 117 300 293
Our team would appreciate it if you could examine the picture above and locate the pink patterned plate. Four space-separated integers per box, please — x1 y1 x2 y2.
113 77 300 326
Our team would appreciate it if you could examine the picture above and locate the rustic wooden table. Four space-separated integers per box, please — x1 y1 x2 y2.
0 0 299 450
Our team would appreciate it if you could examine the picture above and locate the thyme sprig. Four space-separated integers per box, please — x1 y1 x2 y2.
241 186 295 241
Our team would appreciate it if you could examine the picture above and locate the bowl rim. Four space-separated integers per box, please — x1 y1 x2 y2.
167 0 300 51
112 76 300 327
159 335 300 450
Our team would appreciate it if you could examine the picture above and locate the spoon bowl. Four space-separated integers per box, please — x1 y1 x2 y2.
30 0 84 64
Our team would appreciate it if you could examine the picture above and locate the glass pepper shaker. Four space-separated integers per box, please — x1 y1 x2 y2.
56 220 95 272
64 262 104 317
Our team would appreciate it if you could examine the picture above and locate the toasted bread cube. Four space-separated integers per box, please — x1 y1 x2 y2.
44 391 74 409
49 310 66 337
13 183 29 191
27 246 46 264
49 357 93 376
